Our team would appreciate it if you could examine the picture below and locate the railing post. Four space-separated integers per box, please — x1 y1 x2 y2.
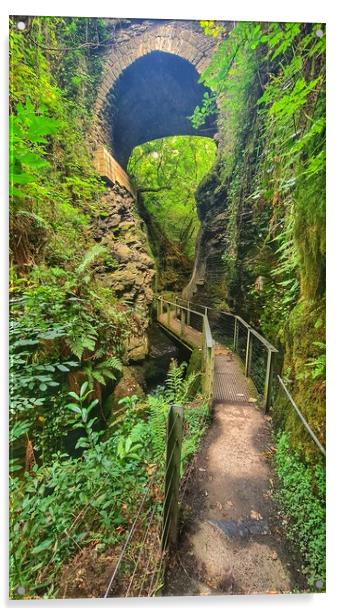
167 302 170 327
201 319 207 391
162 405 184 550
187 300 191 326
245 329 253 377
204 345 212 397
233 317 239 352
160 296 163 318
180 307 185 337
264 349 273 413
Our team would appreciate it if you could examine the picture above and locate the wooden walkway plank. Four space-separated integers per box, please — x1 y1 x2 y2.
158 311 203 349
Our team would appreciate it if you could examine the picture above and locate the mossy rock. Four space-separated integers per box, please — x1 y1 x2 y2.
186 348 203 397
275 298 325 463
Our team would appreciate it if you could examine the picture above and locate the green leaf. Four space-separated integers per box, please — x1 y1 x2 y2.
66 403 81 413
31 539 54 554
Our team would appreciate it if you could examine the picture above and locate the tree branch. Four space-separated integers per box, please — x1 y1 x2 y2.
137 186 172 194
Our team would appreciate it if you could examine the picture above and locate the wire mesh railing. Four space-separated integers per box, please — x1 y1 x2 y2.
103 478 164 598
235 318 248 366
248 333 267 398
206 308 235 349
102 401 210 598
157 294 279 412
156 294 281 411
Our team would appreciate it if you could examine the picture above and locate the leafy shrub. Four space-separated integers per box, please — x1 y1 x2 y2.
9 362 208 598
274 431 326 589
10 391 151 598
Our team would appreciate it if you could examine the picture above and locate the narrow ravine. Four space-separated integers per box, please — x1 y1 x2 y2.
9 16 326 600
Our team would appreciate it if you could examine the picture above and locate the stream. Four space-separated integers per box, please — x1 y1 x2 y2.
131 322 191 393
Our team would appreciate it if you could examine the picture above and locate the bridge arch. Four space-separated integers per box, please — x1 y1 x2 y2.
92 20 221 167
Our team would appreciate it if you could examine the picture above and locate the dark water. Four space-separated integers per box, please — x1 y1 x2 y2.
140 323 191 392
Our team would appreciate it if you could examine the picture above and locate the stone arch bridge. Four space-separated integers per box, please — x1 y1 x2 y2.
91 19 228 190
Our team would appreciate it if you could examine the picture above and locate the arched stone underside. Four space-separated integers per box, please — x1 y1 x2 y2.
106 51 217 167
92 19 229 167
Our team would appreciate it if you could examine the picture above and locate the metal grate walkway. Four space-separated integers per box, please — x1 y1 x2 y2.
213 345 256 404
158 312 257 405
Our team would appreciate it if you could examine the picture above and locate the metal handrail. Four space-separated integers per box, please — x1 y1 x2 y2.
157 296 214 401
174 296 278 353
158 296 205 319
203 314 213 349
158 296 214 351
246 323 278 353
157 295 325 461
277 376 326 457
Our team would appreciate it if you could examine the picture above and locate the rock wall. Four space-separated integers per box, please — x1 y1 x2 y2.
182 167 230 306
92 182 156 362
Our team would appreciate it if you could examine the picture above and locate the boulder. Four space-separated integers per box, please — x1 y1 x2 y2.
125 334 149 362
111 367 144 408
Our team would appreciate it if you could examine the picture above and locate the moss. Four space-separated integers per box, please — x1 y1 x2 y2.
187 347 202 376
186 347 203 397
273 298 325 462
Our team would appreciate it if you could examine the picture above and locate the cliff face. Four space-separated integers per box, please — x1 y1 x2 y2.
92 182 156 361
182 168 229 304
183 25 326 453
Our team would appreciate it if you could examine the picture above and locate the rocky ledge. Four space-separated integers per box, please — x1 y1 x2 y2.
92 182 156 361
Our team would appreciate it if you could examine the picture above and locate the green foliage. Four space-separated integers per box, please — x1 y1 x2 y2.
9 361 208 598
9 412 150 598
128 136 216 262
9 310 78 462
306 342 326 384
148 395 169 464
180 402 210 471
195 22 325 320
83 356 122 388
191 92 217 129
9 18 107 268
196 22 325 422
75 244 108 275
66 382 101 452
165 360 199 404
9 255 127 466
274 432 326 589
199 20 225 38
147 361 208 474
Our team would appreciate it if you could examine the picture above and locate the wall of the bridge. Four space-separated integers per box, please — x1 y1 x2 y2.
93 145 135 194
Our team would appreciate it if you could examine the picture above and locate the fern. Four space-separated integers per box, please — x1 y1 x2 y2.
165 360 186 403
84 357 122 388
165 360 199 404
75 244 108 275
16 210 50 229
68 332 97 359
306 342 326 383
148 394 168 464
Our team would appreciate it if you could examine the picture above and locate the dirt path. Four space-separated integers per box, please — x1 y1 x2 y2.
164 346 302 596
